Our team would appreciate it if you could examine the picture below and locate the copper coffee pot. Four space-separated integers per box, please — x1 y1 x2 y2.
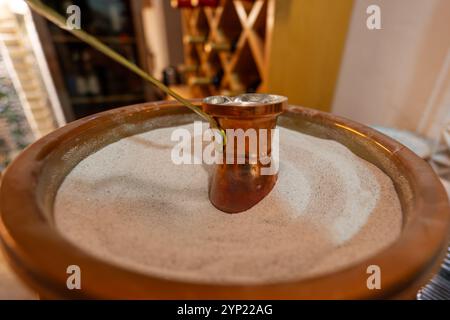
203 94 287 213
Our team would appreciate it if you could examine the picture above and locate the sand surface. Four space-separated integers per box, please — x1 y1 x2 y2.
54 123 402 284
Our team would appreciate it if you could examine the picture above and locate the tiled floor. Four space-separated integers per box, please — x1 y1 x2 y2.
418 247 450 300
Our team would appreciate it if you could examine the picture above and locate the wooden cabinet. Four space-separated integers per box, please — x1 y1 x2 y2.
32 0 153 121
266 0 354 112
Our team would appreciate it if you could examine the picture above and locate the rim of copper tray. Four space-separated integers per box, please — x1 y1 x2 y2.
203 94 287 117
0 100 449 299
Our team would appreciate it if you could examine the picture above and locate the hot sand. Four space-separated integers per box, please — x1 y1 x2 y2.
54 123 402 284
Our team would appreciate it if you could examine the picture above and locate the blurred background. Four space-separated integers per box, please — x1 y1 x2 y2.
0 0 448 174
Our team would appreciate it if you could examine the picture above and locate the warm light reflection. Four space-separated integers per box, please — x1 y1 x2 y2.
334 123 392 155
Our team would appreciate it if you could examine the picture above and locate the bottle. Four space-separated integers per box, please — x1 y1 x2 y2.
204 40 236 53
247 79 262 93
72 50 89 96
109 2 123 34
75 75 88 96
162 66 181 86
212 69 224 88
81 50 101 96
86 73 101 95
178 64 199 73
191 0 219 7
189 70 223 88
188 76 212 86
183 35 206 44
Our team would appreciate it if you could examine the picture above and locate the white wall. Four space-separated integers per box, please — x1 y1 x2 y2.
332 0 450 139
141 0 170 78
141 0 184 79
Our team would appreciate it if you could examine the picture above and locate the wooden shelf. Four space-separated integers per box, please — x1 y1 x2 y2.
177 0 274 97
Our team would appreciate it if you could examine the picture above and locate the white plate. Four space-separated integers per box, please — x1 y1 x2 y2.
371 126 432 159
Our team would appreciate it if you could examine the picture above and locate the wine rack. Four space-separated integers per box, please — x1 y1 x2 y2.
175 0 274 97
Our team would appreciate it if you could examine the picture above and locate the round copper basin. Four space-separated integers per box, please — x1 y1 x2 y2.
0 100 449 299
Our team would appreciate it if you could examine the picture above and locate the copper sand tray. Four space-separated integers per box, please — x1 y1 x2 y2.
0 100 449 299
